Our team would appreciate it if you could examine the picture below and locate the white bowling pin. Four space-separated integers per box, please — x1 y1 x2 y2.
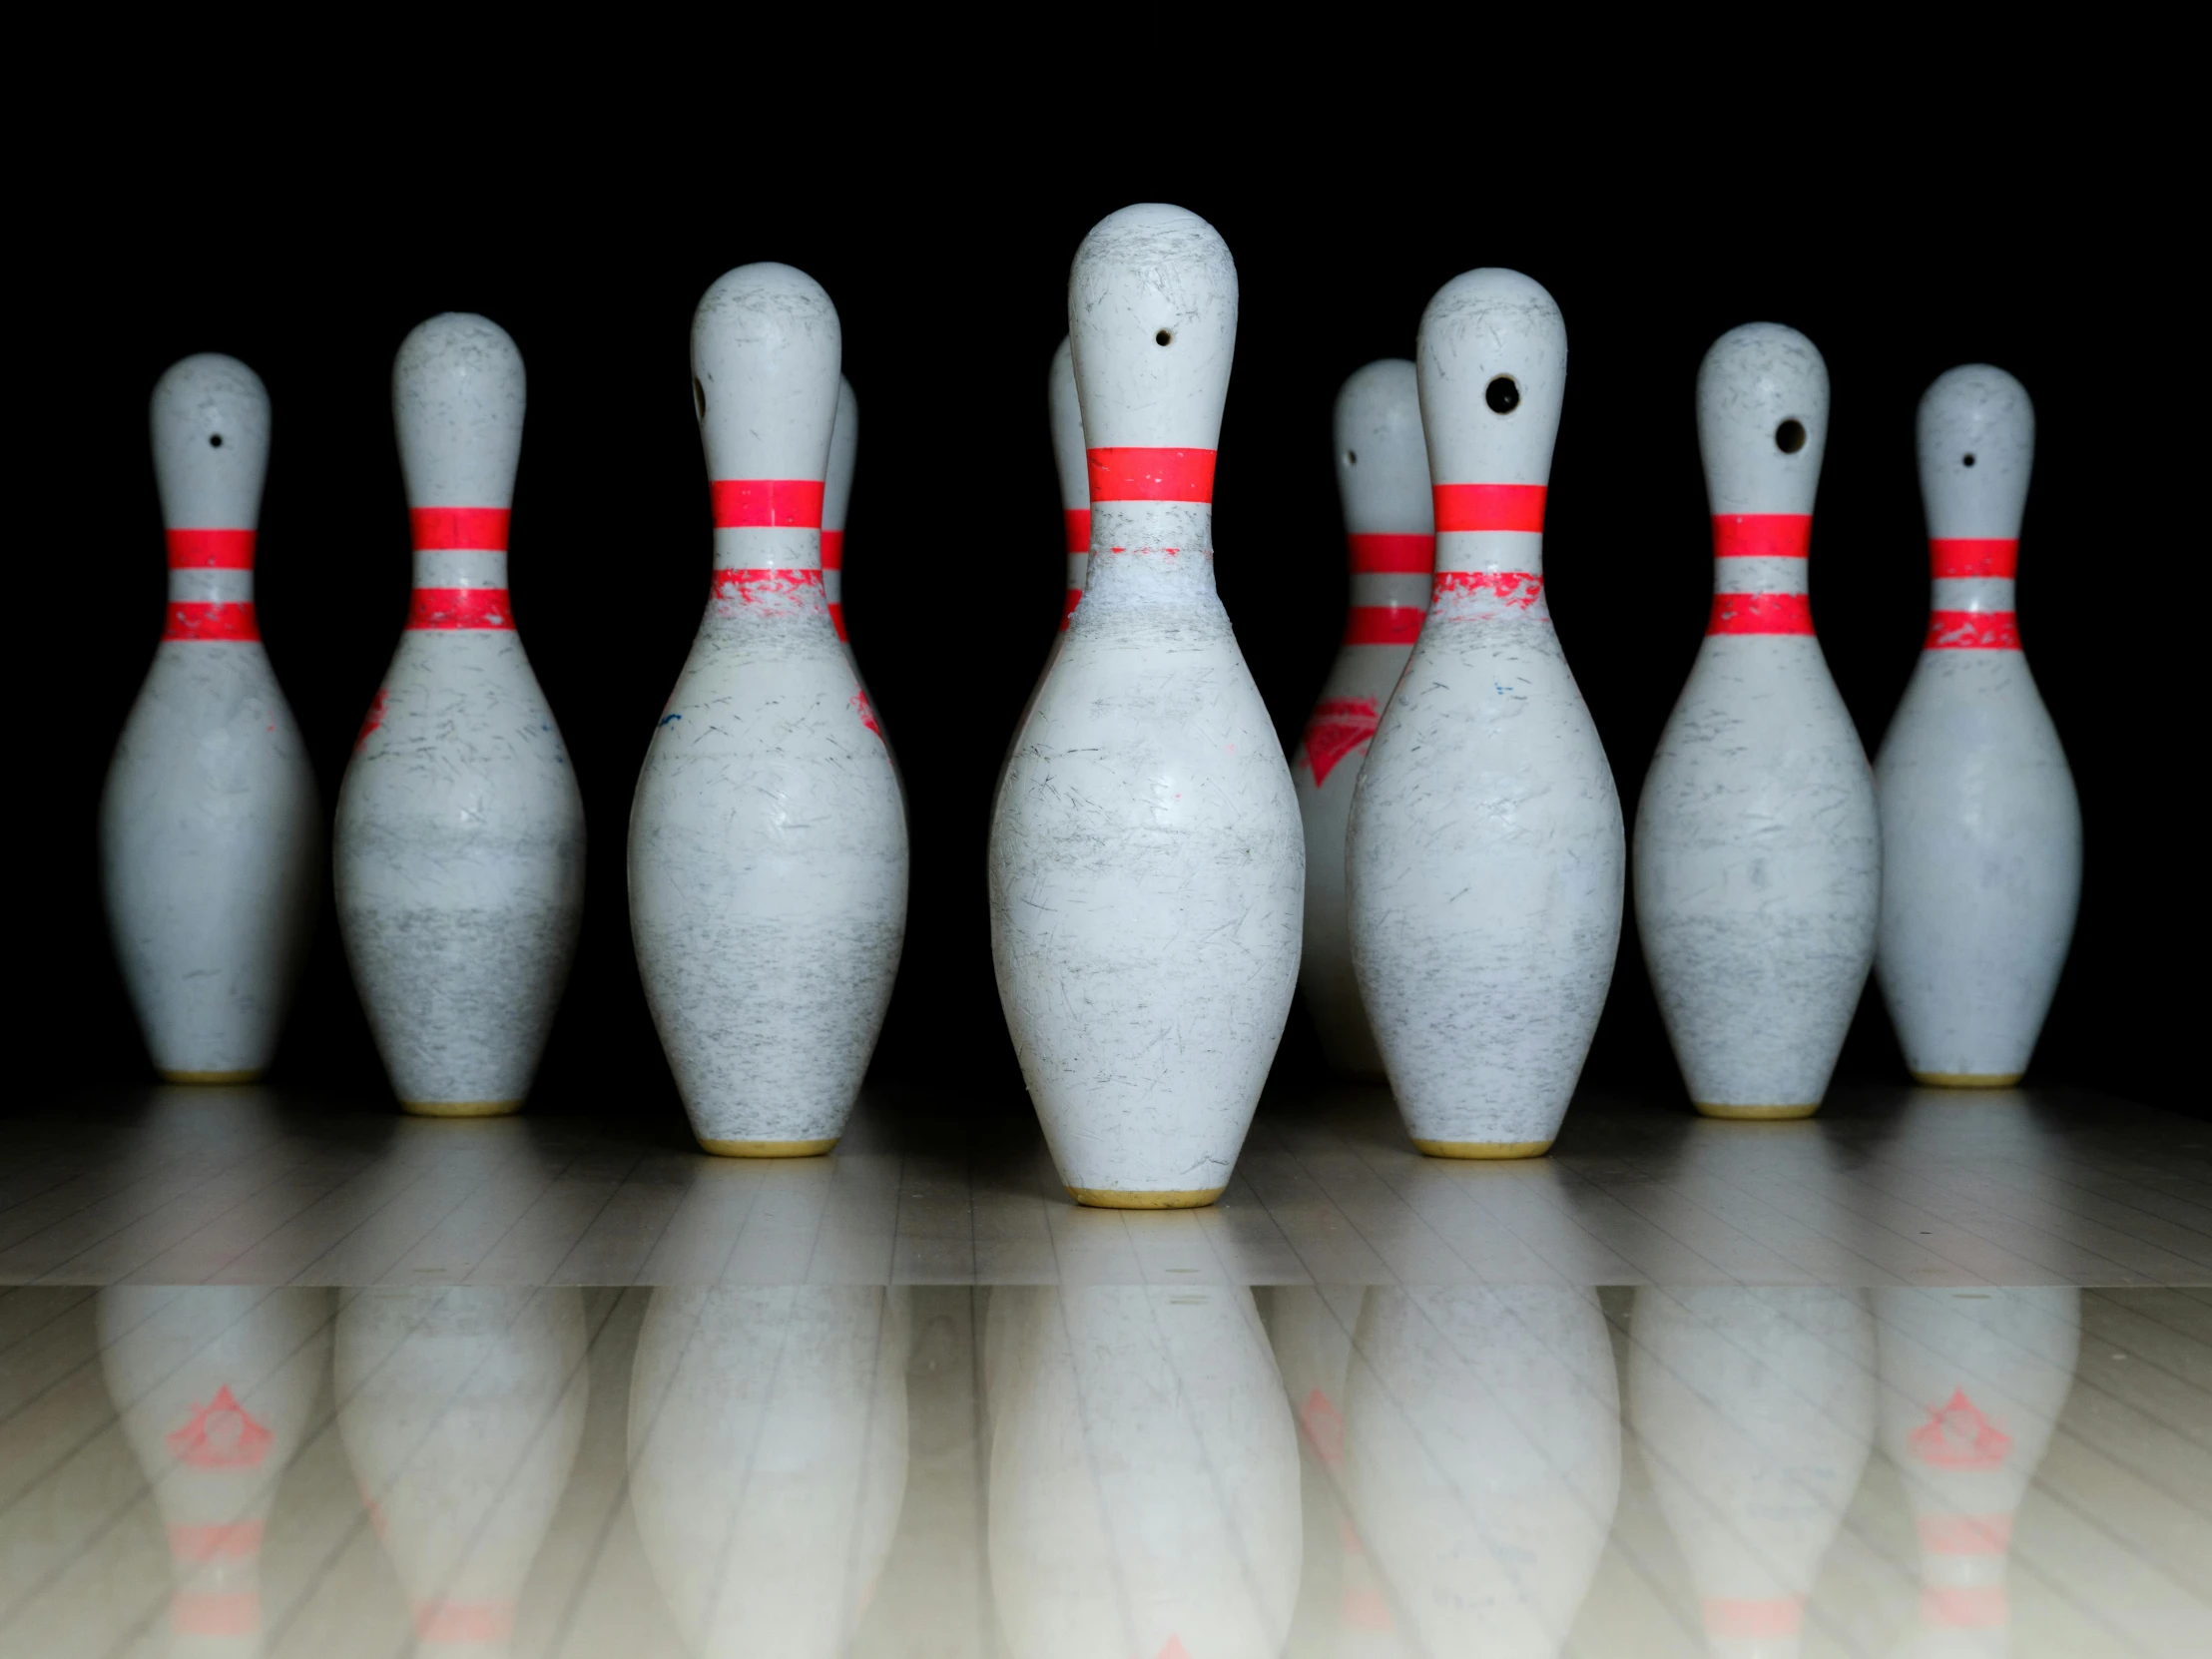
988 203 1303 1208
628 265 908 1156
334 1287 588 1657
1294 360 1432 1079
1347 272 1624 1157
1874 1287 2079 1656
1339 1287 1621 1659
101 355 320 1083
1628 1288 1877 1659
1634 324 1880 1119
98 1286 331 1657
988 1285 1302 1659
333 314 585 1117
1875 367 2079 1088
627 1287 909 1659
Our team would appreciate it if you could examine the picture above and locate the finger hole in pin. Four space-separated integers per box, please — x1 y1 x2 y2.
1486 376 1519 414
694 378 706 420
209 434 223 448
1346 450 1358 466
1962 453 1976 467
1776 419 1806 454
1155 329 1172 347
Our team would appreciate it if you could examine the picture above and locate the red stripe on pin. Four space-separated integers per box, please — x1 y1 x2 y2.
1344 604 1423 645
407 588 516 630
1059 587 1083 630
164 601 260 641
712 479 826 529
1712 514 1812 558
1434 570 1544 609
173 1592 259 1636
1064 508 1092 553
409 506 511 551
1348 533 1435 573
1923 1586 2007 1629
1926 609 2019 649
829 600 848 641
166 528 256 568
170 1521 262 1560
712 567 826 601
1917 1513 2012 1554
821 529 845 571
1432 484 1545 533
1708 592 1815 635
1931 537 2018 577
1085 447 1217 503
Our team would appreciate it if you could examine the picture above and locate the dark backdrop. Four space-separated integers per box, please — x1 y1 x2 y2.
23 171 2188 1127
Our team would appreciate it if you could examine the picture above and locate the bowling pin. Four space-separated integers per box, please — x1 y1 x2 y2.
988 203 1303 1209
988 1285 1302 1659
1634 324 1879 1119
824 375 860 665
1876 367 2079 1087
1874 1287 2079 1655
334 1287 588 1655
1628 1287 1877 1658
627 1287 909 1659
333 314 585 1117
98 1286 332 1656
101 354 320 1083
1347 272 1624 1157
1294 360 1432 1079
629 264 907 1156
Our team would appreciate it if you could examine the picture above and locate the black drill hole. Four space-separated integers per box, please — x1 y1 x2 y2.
693 377 706 420
1962 452 1976 467
1155 329 1172 346
1485 375 1519 414
1776 418 1806 453
1346 450 1358 466
208 433 223 448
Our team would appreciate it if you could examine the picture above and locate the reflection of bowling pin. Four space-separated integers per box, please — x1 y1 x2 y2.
101 354 320 1083
1875 1288 2078 1655
627 1287 909 1658
989 1285 1301 1659
1629 1287 1877 1658
334 313 586 1117
1635 324 1880 1120
1340 1287 1620 1659
335 1287 588 1655
1294 361 1432 1079
988 204 1304 1209
1349 273 1624 1156
628 264 908 1157
98 1287 331 1657
1876 367 2080 1088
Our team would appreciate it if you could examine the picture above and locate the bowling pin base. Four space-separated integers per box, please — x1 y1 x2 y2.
1695 1102 1821 1121
158 1068 264 1085
697 1137 838 1158
400 1099 524 1118
1410 1137 1554 1160
1912 1070 2024 1089
1065 1185 1226 1210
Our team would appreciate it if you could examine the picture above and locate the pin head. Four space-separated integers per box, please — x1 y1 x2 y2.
1918 364 2032 540
825 377 859 535
1067 205 1236 452
1047 337 1088 512
691 263 841 484
1697 322 1830 516
1416 270 1566 487
151 353 270 530
1333 359 1431 534
393 313 525 510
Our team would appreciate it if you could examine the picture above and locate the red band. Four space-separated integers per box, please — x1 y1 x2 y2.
829 600 848 641
174 1592 259 1636
1434 569 1544 609
1059 587 1083 629
1085 446 1217 503
170 1521 263 1561
1433 484 1545 533
166 528 256 568
1348 532 1435 573
820 529 844 572
1702 1597 1805 1639
712 566 826 601
407 588 515 630
1344 604 1423 645
1931 537 2018 578
1926 609 2019 650
1712 514 1812 558
1709 592 1814 635
1917 1513 2012 1555
1064 508 1092 553
1922 1586 2007 1630
712 479 826 528
409 506 510 551
164 601 259 641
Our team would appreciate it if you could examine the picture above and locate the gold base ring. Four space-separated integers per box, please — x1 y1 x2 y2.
160 1069 264 1085
1912 1071 2024 1089
1065 1186 1226 1210
697 1137 838 1158
1695 1102 1821 1121
1411 1137 1555 1160
401 1099 524 1119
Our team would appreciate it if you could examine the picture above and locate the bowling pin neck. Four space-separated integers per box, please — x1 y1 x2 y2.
1705 513 1818 640
1343 532 1430 648
1082 499 1217 604
163 530 263 644
706 476 834 630
403 508 516 634
394 313 525 512
1426 483 1548 622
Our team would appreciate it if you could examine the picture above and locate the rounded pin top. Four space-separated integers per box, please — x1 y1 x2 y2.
1047 337 1088 512
1918 364 2032 541
1067 204 1237 452
825 377 859 534
691 263 841 484
151 352 270 530
1334 359 1431 534
1697 322 1830 516
393 313 525 510
1416 270 1565 488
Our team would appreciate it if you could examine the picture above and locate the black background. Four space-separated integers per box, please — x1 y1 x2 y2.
23 170 2191 1129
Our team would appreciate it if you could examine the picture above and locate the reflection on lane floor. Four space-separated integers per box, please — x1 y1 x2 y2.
2 1282 2204 1656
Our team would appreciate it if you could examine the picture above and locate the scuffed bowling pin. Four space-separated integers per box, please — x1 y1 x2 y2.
1635 324 1879 1119
101 355 320 1083
1348 273 1623 1156
988 204 1303 1208
334 314 585 1116
629 265 908 1156
1876 367 2079 1087
1295 360 1432 1078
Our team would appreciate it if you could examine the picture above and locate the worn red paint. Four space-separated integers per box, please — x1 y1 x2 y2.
409 506 511 551
407 588 515 631
166 528 256 568
1085 446 1217 503
1910 1388 2012 1469
1343 605 1422 646
1926 610 2020 651
852 688 883 739
164 602 260 642
1711 513 1812 559
1708 592 1815 635
1059 587 1083 630
711 478 826 529
1302 697 1380 788
712 567 826 604
1433 483 1545 533
355 688 389 751
165 1385 271 1466
1434 570 1545 610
